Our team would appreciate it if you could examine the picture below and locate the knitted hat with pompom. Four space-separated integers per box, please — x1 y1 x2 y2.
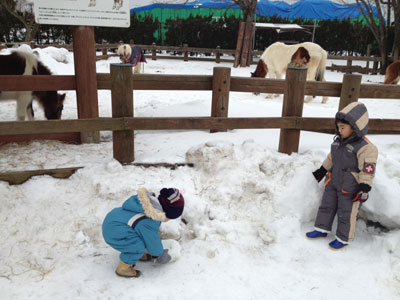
158 188 184 219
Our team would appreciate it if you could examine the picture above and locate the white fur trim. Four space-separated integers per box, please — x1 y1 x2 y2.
138 188 166 222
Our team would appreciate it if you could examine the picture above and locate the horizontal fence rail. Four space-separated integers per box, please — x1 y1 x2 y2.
0 117 399 135
2 74 400 99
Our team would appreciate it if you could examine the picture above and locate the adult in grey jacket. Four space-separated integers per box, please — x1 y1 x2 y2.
306 102 378 250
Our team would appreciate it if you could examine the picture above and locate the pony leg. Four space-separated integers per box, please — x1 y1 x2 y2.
27 102 35 120
273 73 282 98
133 63 141 74
265 72 278 99
16 93 33 121
304 71 316 103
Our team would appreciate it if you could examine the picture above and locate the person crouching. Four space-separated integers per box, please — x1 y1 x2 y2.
102 187 184 277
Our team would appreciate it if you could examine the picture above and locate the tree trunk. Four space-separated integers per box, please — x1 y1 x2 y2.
24 22 39 42
392 0 400 61
240 20 254 67
232 0 257 68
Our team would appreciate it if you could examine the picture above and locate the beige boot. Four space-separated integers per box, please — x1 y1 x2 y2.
115 260 141 278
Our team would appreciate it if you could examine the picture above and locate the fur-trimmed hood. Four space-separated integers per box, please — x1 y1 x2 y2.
122 188 166 222
335 102 369 138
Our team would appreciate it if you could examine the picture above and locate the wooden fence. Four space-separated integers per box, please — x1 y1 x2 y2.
93 43 385 74
1 42 387 74
1 65 400 164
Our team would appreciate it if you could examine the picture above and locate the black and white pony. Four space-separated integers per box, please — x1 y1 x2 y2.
117 44 147 74
0 51 66 121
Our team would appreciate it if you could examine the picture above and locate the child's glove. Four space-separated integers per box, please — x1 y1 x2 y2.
153 249 171 264
312 166 327 183
352 183 371 203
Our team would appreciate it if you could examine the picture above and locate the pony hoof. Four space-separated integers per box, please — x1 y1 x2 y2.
304 96 312 103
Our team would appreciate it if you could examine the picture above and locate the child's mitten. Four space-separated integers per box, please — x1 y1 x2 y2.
312 166 327 182
352 183 371 203
154 249 171 264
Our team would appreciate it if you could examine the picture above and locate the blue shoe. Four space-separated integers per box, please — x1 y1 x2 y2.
306 230 328 239
329 239 348 250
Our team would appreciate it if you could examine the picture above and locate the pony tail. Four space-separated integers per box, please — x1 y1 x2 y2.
315 50 327 82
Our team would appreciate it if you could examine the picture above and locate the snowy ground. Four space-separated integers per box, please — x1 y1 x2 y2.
1 46 400 300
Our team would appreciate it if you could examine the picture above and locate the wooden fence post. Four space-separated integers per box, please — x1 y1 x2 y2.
72 26 100 143
346 56 353 74
110 64 134 164
216 46 221 64
210 67 231 133
366 44 371 69
339 74 362 110
373 60 379 73
278 64 307 155
152 42 157 60
183 44 188 62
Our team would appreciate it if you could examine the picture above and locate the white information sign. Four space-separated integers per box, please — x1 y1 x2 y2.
34 0 130 28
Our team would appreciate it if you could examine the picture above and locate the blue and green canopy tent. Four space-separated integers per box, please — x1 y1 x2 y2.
130 0 380 45
131 0 379 21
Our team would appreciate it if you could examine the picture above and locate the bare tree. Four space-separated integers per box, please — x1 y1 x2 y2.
0 0 39 42
352 0 400 71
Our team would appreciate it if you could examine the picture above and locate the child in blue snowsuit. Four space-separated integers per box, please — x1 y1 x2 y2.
306 102 378 250
102 187 184 277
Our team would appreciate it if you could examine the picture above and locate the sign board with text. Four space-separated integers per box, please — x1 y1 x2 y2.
34 0 130 28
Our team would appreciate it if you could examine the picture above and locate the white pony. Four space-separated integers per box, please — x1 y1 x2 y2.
117 44 146 74
251 42 328 103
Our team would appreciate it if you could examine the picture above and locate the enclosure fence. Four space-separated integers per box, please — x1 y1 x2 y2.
0 42 387 74
1 65 400 165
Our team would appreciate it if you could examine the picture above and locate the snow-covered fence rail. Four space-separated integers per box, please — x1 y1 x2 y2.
1 66 400 163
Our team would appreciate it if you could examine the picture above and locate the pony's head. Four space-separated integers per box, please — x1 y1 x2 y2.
251 59 268 78
117 44 132 64
33 91 66 119
291 47 310 67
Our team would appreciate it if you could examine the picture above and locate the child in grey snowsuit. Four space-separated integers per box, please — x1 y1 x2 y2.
102 187 184 277
306 102 378 250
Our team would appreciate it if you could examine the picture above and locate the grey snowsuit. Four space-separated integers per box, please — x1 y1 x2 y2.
314 102 378 243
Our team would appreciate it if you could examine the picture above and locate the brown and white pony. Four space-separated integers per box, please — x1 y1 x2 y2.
251 42 328 103
117 44 146 74
0 51 65 121
384 60 400 84
290 46 311 67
